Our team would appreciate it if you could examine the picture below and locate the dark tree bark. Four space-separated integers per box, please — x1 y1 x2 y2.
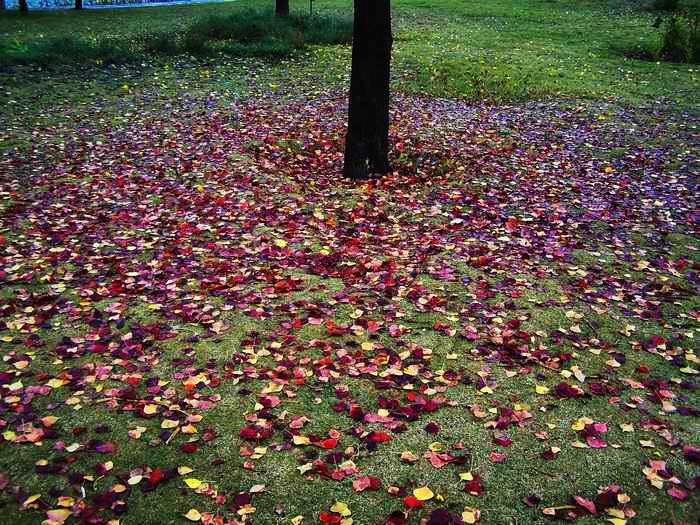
75 0 83 9
275 0 288 16
19 0 29 12
343 0 392 180
0 0 5 11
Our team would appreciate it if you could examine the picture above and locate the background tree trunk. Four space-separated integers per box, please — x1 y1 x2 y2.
343 0 392 180
275 0 288 16
19 0 28 11
76 0 83 9
0 0 5 11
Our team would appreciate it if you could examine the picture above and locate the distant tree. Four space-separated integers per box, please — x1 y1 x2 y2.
276 0 288 16
76 0 83 9
0 0 5 10
343 0 392 180
19 0 28 11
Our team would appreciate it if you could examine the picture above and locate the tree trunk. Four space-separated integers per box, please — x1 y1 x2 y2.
76 0 83 9
343 0 392 180
0 0 5 11
19 0 28 11
275 0 288 16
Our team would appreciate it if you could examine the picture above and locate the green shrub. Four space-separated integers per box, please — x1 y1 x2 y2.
94 36 133 64
140 32 179 55
0 9 352 66
185 10 351 48
297 14 354 45
0 35 135 67
179 10 350 58
651 0 679 12
182 29 208 55
217 37 296 59
690 16 700 62
659 15 699 63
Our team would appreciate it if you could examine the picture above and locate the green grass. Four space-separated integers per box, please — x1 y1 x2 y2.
0 0 699 107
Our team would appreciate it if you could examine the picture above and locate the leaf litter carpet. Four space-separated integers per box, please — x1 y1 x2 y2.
0 92 698 524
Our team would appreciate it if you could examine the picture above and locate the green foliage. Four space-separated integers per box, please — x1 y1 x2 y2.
659 15 700 63
0 34 137 66
690 16 700 61
651 0 679 12
0 9 352 66
181 10 351 57
291 13 354 44
139 32 180 56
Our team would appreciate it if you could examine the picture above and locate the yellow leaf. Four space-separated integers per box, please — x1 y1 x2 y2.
178 466 194 476
361 342 375 351
181 424 198 434
297 463 313 474
128 426 146 439
274 239 288 248
293 435 310 446
22 494 41 507
606 518 626 525
413 486 434 501
56 497 74 508
400 450 417 462
535 385 550 395
161 419 179 429
184 479 202 489
462 507 480 524
184 509 201 521
291 517 304 525
459 471 474 481
428 441 444 452
46 509 72 523
571 418 587 431
143 404 158 415
127 475 142 485
237 505 256 515
330 501 351 517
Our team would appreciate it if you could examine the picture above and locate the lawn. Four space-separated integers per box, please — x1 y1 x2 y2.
0 1 699 525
